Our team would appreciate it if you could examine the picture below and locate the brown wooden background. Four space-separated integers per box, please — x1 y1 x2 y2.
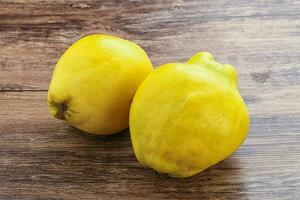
1 0 300 199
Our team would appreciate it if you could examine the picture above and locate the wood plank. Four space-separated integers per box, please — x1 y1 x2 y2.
0 91 299 199
1 0 300 91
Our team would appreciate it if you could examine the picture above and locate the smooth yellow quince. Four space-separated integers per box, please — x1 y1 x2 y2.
130 52 249 177
48 34 152 135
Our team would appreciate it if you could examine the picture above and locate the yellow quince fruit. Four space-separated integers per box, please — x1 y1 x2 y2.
48 34 153 135
130 52 249 177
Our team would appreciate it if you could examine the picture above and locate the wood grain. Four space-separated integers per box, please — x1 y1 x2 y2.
1 0 300 91
0 0 300 199
1 92 299 199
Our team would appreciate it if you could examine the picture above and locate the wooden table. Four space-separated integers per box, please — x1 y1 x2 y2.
1 1 299 199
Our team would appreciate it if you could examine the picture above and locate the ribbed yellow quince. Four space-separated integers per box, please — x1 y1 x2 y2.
130 52 249 177
48 34 152 135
